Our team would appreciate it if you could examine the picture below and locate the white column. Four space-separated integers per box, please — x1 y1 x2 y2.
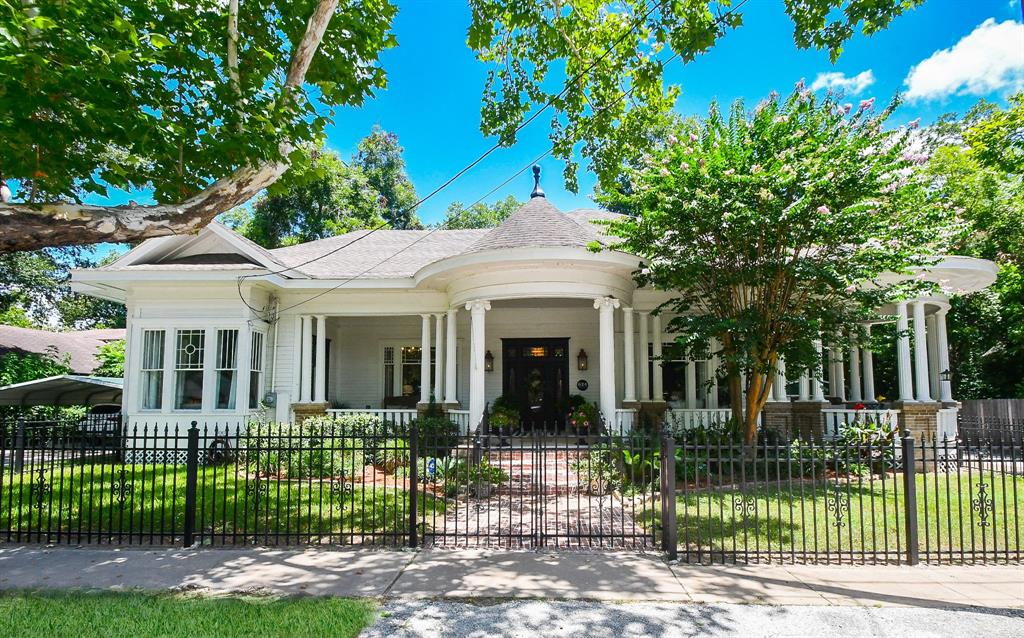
935 308 953 402
896 302 915 402
926 314 940 400
773 356 787 401
848 336 862 402
622 307 636 403
434 313 444 403
862 324 876 403
708 337 720 408
912 300 931 402
685 359 697 408
419 314 431 405
811 339 825 401
466 300 490 428
652 314 664 401
798 370 810 401
638 312 650 401
300 315 313 403
832 346 846 401
314 315 327 403
595 297 620 423
444 308 458 404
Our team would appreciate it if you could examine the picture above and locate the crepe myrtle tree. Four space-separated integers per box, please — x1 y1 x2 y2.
600 87 950 445
0 0 396 253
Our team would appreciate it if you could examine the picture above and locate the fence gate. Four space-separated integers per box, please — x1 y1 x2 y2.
419 429 660 550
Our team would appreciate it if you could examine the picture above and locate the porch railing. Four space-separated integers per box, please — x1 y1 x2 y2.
823 408 900 439
325 408 418 427
447 409 471 434
665 408 734 430
937 407 958 440
612 408 636 432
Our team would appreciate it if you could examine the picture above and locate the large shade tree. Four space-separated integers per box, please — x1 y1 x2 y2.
601 88 948 444
0 0 396 252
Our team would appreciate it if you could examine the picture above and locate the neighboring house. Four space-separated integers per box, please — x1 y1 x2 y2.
0 325 125 375
70 172 997 439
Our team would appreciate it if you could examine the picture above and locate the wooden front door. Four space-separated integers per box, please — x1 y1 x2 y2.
501 338 570 432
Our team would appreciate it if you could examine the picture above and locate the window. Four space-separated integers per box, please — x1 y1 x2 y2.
383 346 396 398
249 331 264 409
649 343 711 408
139 330 165 410
215 329 238 410
401 346 423 397
382 345 435 398
174 330 205 410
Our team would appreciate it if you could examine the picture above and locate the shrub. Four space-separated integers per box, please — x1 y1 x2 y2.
571 445 621 494
445 459 509 497
244 420 364 479
376 438 410 473
413 415 460 456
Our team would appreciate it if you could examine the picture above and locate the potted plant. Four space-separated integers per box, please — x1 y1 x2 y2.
567 401 599 442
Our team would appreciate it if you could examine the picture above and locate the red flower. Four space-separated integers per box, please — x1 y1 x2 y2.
854 403 866 410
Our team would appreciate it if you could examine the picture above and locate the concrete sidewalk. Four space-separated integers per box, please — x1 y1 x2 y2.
0 546 1021 609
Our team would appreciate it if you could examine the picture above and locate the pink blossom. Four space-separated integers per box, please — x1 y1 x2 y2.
795 78 806 90
659 167 670 177
751 164 762 174
842 103 853 114
667 134 678 145
908 118 920 129
817 205 830 215
773 115 788 124
858 97 875 111
845 284 857 293
689 133 699 142
680 162 690 172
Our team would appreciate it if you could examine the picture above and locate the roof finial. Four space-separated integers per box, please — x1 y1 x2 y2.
530 164 545 199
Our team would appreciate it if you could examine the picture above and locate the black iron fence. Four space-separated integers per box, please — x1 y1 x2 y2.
0 414 1020 564
958 415 1024 446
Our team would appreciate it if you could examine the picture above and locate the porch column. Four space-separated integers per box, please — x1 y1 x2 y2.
848 336 862 402
798 370 810 401
935 308 953 402
772 356 787 401
300 315 313 403
685 359 697 408
638 312 650 401
896 302 914 402
927 314 940 400
912 300 931 402
862 324 876 403
444 308 458 404
419 314 431 405
434 313 444 403
466 300 490 428
832 346 846 401
652 314 664 401
622 307 636 403
708 337 720 408
595 297 620 423
811 338 826 401
314 314 327 404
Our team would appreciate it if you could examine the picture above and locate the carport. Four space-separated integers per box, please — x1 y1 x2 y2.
0 375 123 407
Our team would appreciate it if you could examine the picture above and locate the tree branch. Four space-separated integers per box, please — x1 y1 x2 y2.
0 0 339 254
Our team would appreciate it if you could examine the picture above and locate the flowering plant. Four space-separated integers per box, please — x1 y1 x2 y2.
567 402 599 430
853 402 866 410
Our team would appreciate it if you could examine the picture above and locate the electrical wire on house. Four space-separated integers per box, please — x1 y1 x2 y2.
237 0 750 321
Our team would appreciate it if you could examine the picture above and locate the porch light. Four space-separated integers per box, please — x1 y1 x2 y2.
940 369 952 382
484 350 494 372
577 349 588 371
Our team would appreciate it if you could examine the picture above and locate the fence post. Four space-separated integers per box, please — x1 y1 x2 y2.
661 432 678 560
183 421 200 548
901 432 919 565
408 423 419 548
13 418 26 472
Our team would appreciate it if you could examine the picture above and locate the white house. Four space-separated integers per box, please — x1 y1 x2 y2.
71 172 998 438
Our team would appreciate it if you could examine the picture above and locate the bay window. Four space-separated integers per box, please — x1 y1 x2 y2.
215 329 239 410
139 330 165 410
174 330 205 410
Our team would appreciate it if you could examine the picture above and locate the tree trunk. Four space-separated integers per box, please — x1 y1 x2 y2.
0 0 339 254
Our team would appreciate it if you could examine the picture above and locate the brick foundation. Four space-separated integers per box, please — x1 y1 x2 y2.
894 401 940 439
291 402 329 424
762 401 794 439
791 401 830 441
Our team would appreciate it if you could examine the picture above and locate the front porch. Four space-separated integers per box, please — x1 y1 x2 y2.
286 294 962 440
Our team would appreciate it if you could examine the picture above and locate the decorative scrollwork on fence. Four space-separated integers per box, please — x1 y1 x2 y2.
29 467 50 509
972 482 994 528
110 469 134 506
330 479 353 503
826 483 849 528
732 494 757 518
245 476 270 508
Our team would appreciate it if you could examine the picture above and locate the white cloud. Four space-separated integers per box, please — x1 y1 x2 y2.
904 18 1024 101
809 70 876 94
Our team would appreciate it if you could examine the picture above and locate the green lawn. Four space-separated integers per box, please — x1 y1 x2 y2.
0 590 375 638
0 462 445 544
665 472 1024 559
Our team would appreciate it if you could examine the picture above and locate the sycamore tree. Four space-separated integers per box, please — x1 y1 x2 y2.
601 88 947 444
0 0 396 252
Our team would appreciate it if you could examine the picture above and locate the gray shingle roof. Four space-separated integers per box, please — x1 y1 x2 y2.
466 197 601 253
0 326 125 374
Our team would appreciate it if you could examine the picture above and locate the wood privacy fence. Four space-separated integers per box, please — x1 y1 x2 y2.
961 400 1024 421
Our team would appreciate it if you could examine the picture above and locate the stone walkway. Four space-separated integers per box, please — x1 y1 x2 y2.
425 447 653 549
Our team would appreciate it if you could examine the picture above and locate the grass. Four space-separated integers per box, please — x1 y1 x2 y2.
0 590 375 638
0 462 445 544
665 472 1024 559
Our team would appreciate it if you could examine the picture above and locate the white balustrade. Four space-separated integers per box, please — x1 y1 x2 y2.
325 408 418 428
447 409 471 434
937 407 958 441
613 408 636 433
665 408 734 430
822 409 899 439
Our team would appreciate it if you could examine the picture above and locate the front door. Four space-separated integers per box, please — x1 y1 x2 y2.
501 338 570 432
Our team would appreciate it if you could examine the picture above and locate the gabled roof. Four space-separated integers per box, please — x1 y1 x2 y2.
0 326 125 374
99 221 284 272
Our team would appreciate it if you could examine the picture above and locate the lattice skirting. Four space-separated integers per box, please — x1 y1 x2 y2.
124 449 208 465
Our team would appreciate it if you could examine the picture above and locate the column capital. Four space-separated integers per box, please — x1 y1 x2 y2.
593 296 620 311
622 305 633 313
465 300 491 313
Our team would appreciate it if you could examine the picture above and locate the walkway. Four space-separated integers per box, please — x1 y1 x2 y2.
0 546 1021 608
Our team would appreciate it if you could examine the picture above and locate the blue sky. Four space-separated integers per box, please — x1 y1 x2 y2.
79 0 1023 258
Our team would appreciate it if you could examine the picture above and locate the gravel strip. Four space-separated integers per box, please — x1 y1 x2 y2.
362 599 1024 638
